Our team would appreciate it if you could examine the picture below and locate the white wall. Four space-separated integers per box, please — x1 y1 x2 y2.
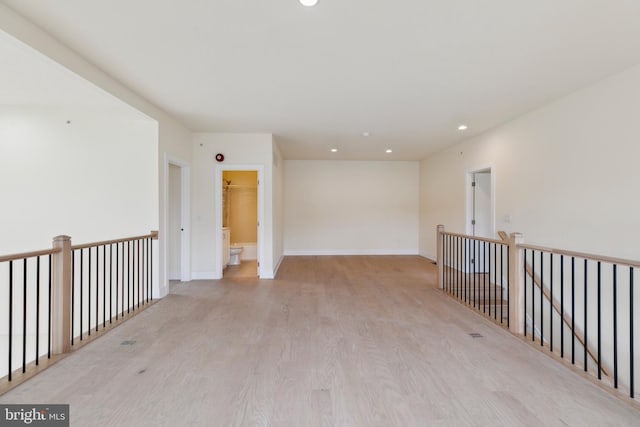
0 106 158 253
284 160 419 255
419 63 640 261
0 5 193 296
191 133 279 279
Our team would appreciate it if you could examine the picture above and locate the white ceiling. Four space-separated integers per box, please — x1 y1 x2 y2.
2 0 640 160
0 31 132 111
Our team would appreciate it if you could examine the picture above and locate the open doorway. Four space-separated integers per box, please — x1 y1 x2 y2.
215 165 264 279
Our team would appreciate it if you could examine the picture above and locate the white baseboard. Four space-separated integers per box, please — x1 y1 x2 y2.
283 249 419 256
191 271 217 280
419 251 435 262
237 242 257 260
168 272 181 281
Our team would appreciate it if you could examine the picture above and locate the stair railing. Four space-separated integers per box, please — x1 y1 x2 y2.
0 231 158 394
437 225 638 401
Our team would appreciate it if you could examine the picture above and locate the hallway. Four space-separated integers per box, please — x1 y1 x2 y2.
1 256 638 426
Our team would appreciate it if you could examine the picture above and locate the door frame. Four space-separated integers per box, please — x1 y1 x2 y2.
163 154 191 286
465 166 495 237
214 164 264 279
465 166 495 274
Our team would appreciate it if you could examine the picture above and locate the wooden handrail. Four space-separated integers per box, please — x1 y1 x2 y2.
518 243 640 269
0 248 61 263
441 231 505 246
71 231 158 250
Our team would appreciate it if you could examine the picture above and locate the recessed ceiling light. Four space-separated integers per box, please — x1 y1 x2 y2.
299 0 318 6
330 148 338 152
386 149 393 153
362 132 370 137
458 124 468 131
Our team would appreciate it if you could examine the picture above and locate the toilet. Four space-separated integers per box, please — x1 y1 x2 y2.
228 244 243 266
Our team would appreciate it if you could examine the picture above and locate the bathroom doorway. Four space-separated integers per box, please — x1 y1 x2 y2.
215 165 264 279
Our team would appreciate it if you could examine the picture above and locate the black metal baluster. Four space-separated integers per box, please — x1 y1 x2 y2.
103 245 106 329
597 261 601 380
561 255 564 358
458 237 462 298
22 259 27 373
500 244 503 322
473 239 476 308
532 250 535 342
571 257 575 364
146 238 150 302
9 260 13 381
88 247 91 337
540 251 544 345
109 244 113 323
507 245 510 328
550 253 554 353
442 234 445 292
456 236 462 299
630 267 634 398
150 235 153 302
449 235 452 293
116 243 120 320
583 259 588 372
483 241 487 314
128 241 131 314
523 249 527 337
71 251 75 345
496 243 498 319
613 264 618 388
122 241 126 314
95 246 99 332
48 254 52 358
464 239 468 303
138 239 141 308
36 256 40 365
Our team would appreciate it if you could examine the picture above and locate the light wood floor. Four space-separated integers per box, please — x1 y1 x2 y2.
1 256 639 426
224 260 259 279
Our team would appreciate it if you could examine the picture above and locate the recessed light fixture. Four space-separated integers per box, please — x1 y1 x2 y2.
458 124 468 131
362 132 370 137
386 149 393 153
299 0 318 6
330 148 338 152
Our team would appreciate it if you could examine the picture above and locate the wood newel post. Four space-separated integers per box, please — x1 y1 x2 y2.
509 232 524 334
437 225 445 289
51 235 72 354
150 230 158 240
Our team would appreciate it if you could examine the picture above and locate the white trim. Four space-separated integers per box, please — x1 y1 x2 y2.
419 250 434 260
215 164 265 279
283 249 419 256
191 272 217 280
272 255 284 278
163 154 192 296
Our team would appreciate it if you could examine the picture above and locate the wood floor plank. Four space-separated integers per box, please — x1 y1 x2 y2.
1 255 638 426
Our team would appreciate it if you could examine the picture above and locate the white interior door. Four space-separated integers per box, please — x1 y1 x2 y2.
168 164 182 281
467 169 493 273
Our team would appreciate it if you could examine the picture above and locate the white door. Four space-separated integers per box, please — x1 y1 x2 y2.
467 169 493 273
168 164 182 280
